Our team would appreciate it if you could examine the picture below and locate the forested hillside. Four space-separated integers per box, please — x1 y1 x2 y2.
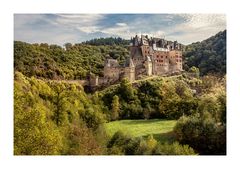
14 72 109 155
14 31 226 81
14 41 129 80
14 71 226 155
14 31 226 155
83 37 130 46
184 30 226 75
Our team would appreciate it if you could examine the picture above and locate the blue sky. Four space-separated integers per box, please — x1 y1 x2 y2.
14 14 226 45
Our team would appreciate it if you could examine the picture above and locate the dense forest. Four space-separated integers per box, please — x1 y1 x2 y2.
14 40 129 80
14 30 226 155
14 30 226 81
183 30 226 75
14 72 226 155
82 37 130 46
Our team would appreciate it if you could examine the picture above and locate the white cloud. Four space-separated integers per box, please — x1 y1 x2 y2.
55 14 104 27
116 22 127 26
167 14 226 44
14 14 226 45
14 14 47 29
51 14 105 34
132 14 226 44
180 14 226 29
77 26 100 33
101 23 132 38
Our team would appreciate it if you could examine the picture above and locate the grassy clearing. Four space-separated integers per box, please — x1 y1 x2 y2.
104 119 177 143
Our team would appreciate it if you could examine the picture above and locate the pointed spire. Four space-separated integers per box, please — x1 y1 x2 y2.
124 57 135 68
129 58 135 68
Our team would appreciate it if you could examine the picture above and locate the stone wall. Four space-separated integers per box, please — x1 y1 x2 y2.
104 67 120 80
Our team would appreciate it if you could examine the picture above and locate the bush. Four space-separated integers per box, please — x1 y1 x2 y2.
107 131 132 155
174 114 226 155
155 142 197 155
107 132 159 155
66 123 103 155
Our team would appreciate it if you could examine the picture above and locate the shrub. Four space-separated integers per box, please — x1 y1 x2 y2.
155 142 197 155
174 114 226 155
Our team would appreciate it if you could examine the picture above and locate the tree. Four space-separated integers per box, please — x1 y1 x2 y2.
174 114 226 155
14 73 63 155
111 95 120 120
143 103 153 119
118 78 135 102
14 41 129 80
155 142 197 155
218 92 226 124
14 72 107 155
146 135 157 150
189 66 200 78
67 123 103 155
14 100 63 155
64 42 72 51
183 30 226 76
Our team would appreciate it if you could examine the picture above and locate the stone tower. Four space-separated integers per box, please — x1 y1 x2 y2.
104 59 120 80
145 56 153 76
124 58 135 82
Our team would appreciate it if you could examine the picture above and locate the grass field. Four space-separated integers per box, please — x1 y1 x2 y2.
104 119 177 143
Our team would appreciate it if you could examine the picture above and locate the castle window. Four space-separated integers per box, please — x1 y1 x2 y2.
161 56 163 58
166 56 167 58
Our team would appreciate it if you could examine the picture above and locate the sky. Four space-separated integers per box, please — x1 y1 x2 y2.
14 14 226 45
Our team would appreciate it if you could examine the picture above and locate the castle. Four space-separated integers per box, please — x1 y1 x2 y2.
88 35 183 88
103 35 183 83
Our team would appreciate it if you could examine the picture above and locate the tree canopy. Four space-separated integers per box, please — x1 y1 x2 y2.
183 30 226 76
14 41 129 80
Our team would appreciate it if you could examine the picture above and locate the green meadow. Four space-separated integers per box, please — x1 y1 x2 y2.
104 119 177 143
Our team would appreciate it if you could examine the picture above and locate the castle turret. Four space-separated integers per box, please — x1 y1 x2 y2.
124 58 135 82
134 35 139 46
153 39 157 50
144 56 153 76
